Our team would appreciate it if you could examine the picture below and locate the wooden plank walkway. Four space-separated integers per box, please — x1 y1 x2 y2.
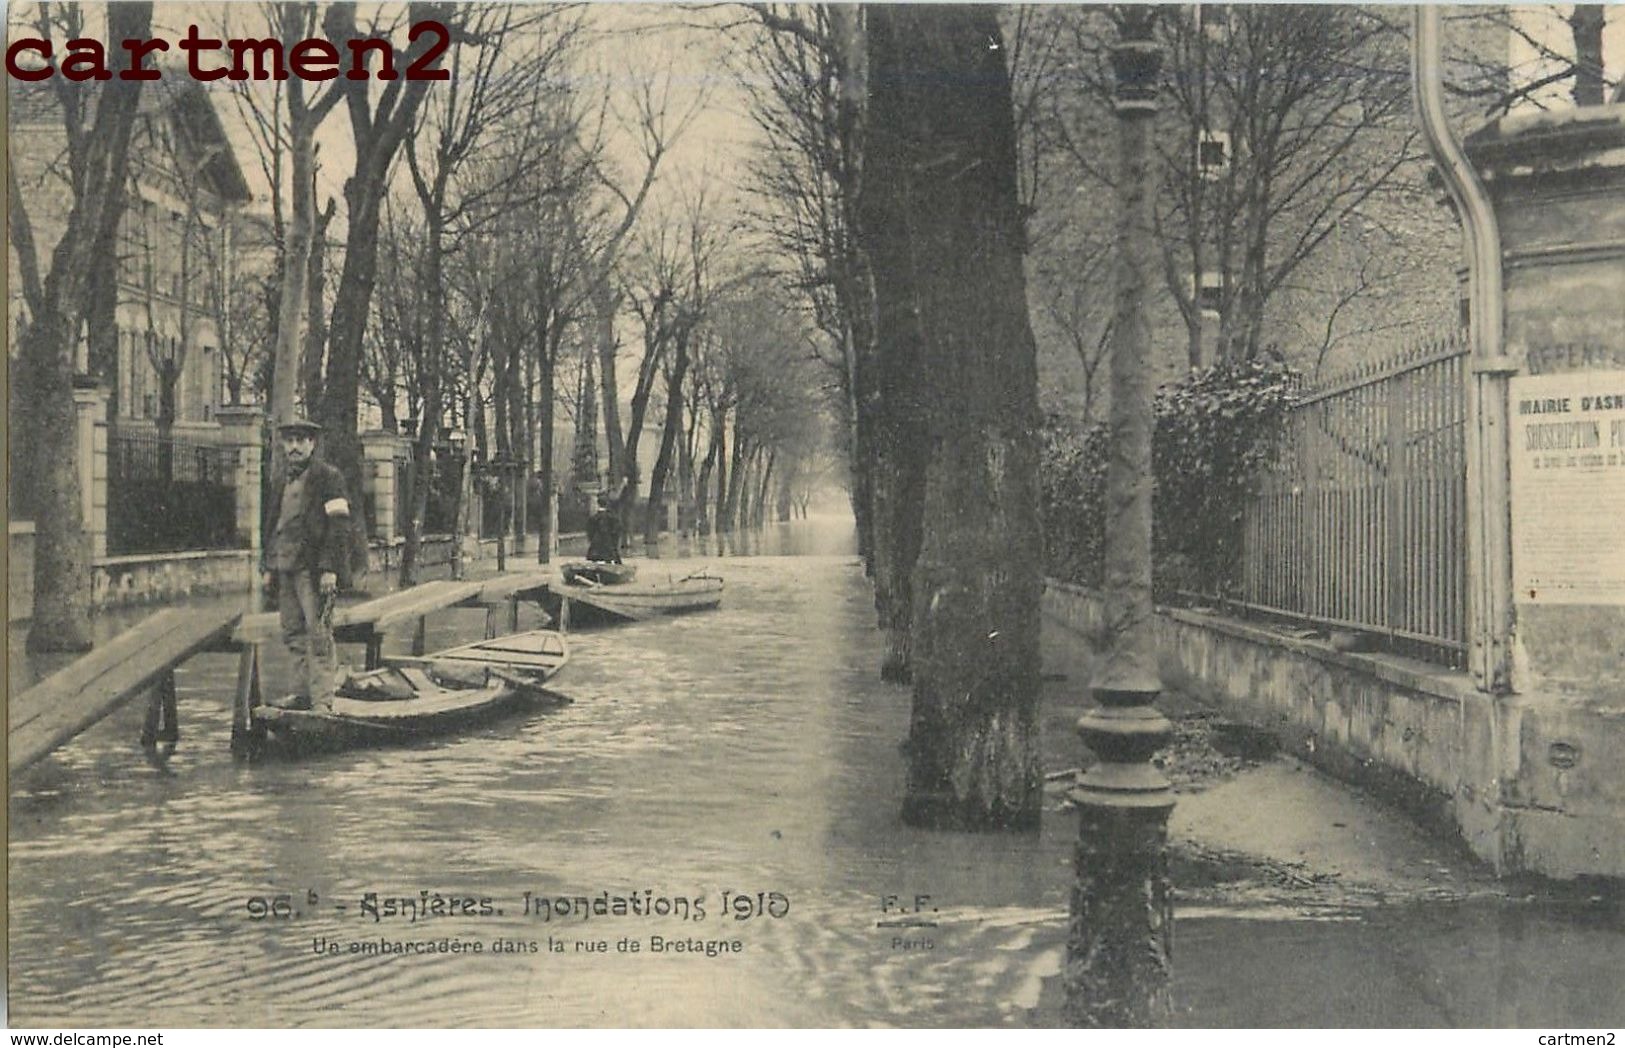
10 572 561 769
230 572 558 651
231 579 488 648
466 569 557 639
10 608 242 773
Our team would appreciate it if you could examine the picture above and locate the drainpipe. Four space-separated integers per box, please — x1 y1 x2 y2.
1412 6 1514 692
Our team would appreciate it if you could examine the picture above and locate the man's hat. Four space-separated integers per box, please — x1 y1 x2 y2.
277 415 322 435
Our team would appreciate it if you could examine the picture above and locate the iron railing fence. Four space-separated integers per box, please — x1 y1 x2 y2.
108 432 241 555
421 453 462 536
1185 335 1469 668
394 453 414 540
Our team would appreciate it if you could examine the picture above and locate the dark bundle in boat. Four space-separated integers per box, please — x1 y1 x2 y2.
561 561 637 586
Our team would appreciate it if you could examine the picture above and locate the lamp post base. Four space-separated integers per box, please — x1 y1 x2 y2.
1062 798 1175 1028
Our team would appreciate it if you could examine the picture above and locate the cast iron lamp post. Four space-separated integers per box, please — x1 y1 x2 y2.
1062 6 1175 1028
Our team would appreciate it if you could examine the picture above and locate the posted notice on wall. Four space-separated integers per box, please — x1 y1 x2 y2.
1509 372 1625 604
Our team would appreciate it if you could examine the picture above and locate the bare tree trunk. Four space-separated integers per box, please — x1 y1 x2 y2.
300 196 336 415
864 6 1043 830
320 0 446 509
678 392 698 533
535 327 557 564
644 337 691 546
592 283 625 493
572 345 600 490
753 448 776 529
722 428 747 532
712 407 730 533
518 344 535 554
832 6 880 576
17 2 153 652
507 329 526 554
695 422 720 535
273 117 317 435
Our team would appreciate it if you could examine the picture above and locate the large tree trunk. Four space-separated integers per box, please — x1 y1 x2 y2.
866 6 1043 830
20 2 153 652
87 245 120 414
323 177 387 503
857 16 932 684
320 0 445 517
20 311 95 652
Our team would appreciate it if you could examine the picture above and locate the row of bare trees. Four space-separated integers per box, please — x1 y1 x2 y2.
9 0 840 646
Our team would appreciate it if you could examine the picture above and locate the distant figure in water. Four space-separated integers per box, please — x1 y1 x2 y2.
586 493 623 564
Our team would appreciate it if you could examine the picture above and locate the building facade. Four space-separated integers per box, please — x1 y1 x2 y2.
8 77 253 453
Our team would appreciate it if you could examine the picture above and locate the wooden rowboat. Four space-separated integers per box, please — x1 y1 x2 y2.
251 630 570 750
550 571 724 627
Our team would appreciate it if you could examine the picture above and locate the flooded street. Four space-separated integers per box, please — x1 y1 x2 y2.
9 517 1625 1027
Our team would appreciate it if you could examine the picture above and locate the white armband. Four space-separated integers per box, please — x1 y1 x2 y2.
324 497 351 517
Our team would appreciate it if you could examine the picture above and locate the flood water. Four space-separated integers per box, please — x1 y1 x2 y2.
9 516 1625 1027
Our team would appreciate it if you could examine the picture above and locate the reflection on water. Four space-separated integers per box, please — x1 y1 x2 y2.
9 516 1625 1027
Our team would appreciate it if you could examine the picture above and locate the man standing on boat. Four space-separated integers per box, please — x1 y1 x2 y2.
262 417 352 713
586 492 623 564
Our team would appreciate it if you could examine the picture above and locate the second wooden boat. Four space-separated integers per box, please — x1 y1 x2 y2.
550 571 724 627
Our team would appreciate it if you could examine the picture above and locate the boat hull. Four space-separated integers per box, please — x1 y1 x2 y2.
549 575 723 626
254 683 545 750
250 631 572 753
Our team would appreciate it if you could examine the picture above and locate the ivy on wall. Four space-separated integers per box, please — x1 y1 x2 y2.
1041 358 1298 597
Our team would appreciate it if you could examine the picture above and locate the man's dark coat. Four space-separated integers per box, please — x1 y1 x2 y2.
263 457 352 580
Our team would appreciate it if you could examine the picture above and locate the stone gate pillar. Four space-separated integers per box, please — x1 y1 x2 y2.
216 405 264 551
1461 104 1625 877
72 383 109 560
361 430 408 542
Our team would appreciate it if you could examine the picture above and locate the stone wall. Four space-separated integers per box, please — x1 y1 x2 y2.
1044 579 1625 881
93 550 256 608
